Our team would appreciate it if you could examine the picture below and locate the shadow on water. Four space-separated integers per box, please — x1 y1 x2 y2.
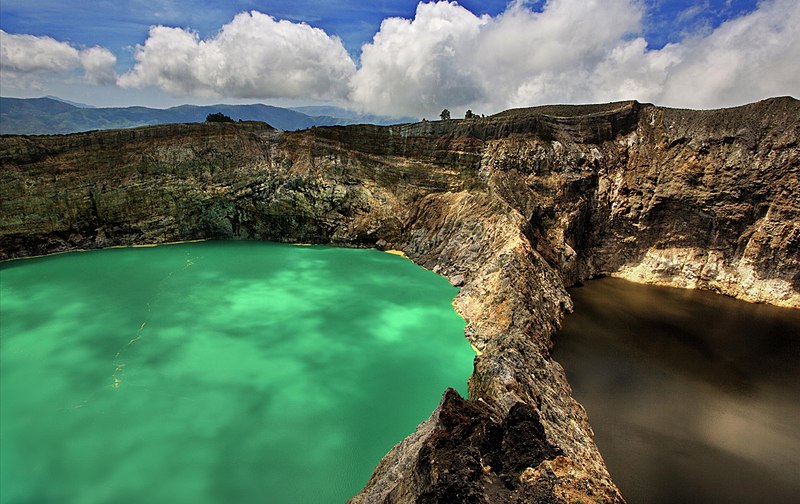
553 277 800 504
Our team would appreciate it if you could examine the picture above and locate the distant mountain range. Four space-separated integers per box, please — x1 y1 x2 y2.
43 96 97 108
0 97 416 135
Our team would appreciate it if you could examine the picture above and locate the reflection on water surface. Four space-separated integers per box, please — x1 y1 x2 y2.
0 241 473 504
553 277 800 504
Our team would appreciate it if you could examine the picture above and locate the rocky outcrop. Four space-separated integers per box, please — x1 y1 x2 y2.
1 97 798 503
351 388 570 504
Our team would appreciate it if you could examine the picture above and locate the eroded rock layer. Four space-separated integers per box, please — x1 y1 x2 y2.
2 98 798 503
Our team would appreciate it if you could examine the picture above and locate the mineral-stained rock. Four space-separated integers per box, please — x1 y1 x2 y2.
1 97 798 503
349 389 565 504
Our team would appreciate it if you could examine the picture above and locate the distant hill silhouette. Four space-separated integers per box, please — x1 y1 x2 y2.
289 105 415 125
0 97 414 135
44 96 96 108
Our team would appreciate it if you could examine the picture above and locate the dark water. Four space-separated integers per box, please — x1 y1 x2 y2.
553 277 800 504
0 241 474 504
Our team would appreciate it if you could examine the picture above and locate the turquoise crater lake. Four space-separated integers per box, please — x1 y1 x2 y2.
0 241 474 504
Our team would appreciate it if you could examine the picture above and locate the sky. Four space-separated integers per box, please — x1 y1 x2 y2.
0 0 797 117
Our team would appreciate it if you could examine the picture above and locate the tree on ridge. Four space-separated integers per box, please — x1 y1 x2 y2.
206 112 234 123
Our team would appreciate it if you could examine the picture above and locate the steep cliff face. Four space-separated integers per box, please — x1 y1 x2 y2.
478 98 800 307
1 97 798 503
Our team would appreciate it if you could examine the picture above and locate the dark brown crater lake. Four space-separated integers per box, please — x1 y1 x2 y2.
553 277 800 504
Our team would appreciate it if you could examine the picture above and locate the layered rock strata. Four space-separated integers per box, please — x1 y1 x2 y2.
1 98 798 503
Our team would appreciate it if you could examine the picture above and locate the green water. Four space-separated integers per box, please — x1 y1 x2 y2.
0 241 473 504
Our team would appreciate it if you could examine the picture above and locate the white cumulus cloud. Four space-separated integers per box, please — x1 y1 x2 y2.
350 0 646 117
349 1 489 118
2 1 797 114
349 0 800 117
79 46 118 86
656 0 800 109
118 10 357 101
0 30 117 85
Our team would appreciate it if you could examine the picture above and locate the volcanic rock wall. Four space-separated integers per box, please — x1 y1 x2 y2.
1 97 798 503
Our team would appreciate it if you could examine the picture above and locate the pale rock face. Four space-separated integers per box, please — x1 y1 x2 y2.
614 247 800 308
1 97 797 503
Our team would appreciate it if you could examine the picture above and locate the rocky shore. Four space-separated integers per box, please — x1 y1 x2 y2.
2 97 797 502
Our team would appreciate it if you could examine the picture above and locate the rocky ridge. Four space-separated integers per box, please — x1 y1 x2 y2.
1 97 798 503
